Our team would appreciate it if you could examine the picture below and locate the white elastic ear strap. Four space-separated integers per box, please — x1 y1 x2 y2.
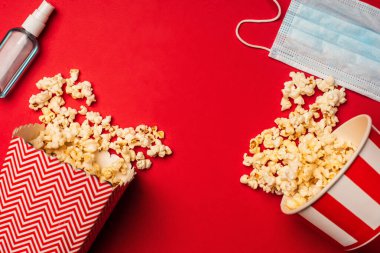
235 0 282 52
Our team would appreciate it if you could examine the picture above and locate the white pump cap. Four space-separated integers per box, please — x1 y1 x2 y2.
22 1 54 37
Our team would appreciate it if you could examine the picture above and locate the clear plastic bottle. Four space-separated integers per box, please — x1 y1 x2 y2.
0 1 54 98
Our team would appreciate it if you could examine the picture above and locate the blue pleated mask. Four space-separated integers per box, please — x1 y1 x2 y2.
236 0 380 101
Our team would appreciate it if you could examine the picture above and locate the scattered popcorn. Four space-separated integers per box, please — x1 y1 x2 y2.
36 73 65 96
69 69 79 82
86 94 96 106
48 96 65 113
78 105 87 115
280 97 292 111
147 140 173 157
29 90 53 110
66 74 96 106
241 72 355 210
281 72 318 111
29 70 172 186
136 159 152 170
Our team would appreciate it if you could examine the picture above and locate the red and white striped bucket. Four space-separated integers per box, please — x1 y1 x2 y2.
281 114 380 251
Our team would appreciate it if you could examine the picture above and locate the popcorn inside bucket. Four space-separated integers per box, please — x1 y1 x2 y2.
13 123 135 184
280 114 373 214
280 115 380 251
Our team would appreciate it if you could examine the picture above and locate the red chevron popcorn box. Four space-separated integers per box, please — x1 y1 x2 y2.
0 124 129 253
281 115 380 251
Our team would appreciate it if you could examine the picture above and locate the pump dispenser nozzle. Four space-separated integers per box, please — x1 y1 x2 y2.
22 1 54 37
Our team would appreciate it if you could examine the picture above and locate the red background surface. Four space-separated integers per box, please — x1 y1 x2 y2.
0 0 379 252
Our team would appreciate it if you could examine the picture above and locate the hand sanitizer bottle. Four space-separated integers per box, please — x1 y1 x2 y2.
0 1 54 98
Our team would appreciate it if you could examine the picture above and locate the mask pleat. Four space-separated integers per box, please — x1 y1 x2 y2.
295 4 380 62
269 0 380 101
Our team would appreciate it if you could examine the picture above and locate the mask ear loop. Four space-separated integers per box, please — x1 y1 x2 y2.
235 0 282 52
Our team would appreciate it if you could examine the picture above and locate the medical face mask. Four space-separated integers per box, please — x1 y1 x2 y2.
236 0 380 102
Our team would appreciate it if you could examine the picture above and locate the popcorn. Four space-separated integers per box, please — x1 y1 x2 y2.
281 97 292 111
86 94 96 106
65 71 96 106
80 81 93 97
86 111 102 124
48 96 65 113
29 90 53 110
69 69 79 82
280 72 318 111
36 73 65 96
293 95 304 105
78 105 87 115
28 70 172 187
316 76 335 92
136 159 152 170
147 140 172 158
241 72 355 210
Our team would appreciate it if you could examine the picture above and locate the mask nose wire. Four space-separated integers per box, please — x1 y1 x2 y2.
235 0 282 52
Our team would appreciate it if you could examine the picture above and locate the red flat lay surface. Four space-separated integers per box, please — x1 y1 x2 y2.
0 0 379 252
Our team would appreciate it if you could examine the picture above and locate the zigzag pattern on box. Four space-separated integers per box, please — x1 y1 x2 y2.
0 137 114 253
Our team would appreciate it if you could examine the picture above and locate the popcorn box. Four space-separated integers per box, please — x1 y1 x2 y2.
0 124 129 253
281 114 380 251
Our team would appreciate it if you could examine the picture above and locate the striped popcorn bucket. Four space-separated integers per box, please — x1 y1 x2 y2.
281 114 380 251
0 124 129 252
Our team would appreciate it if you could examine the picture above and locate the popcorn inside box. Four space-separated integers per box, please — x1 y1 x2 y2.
0 70 172 253
0 124 125 253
